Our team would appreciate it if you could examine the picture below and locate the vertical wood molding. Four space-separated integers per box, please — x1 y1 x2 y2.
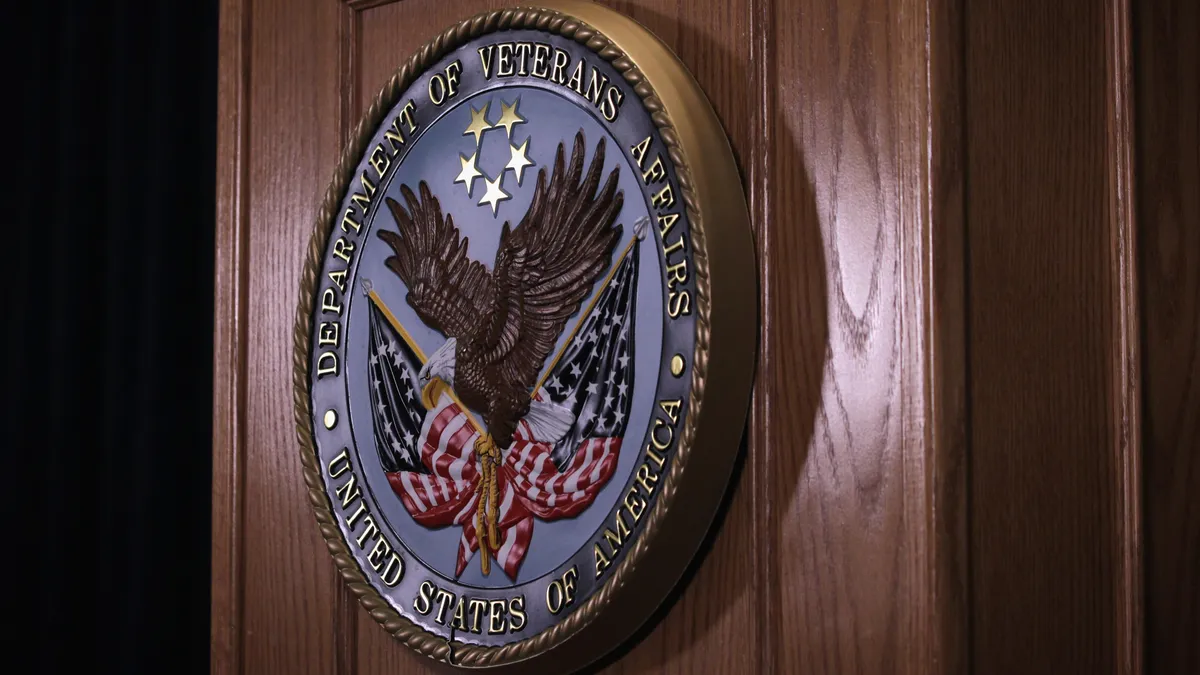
211 0 252 673
748 0 776 672
1136 0 1199 672
333 5 360 674
1104 0 1143 672
925 0 970 672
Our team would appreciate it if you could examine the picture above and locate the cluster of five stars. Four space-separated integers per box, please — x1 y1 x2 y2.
454 99 535 215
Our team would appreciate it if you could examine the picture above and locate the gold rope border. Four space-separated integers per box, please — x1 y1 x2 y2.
292 5 712 668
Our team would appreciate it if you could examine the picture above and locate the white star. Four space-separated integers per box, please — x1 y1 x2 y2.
618 355 630 368
392 352 404 367
387 340 397 355
455 151 483 196
369 354 378 365
376 343 388 356
391 440 403 453
505 138 534 185
586 382 599 395
478 172 510 215
463 103 491 145
547 375 562 392
603 394 614 409
376 402 386 414
614 410 626 425
570 363 582 378
383 421 393 435
405 432 416 448
617 382 628 396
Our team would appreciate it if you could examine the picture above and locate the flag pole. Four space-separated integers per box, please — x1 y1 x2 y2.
533 218 647 394
365 283 484 433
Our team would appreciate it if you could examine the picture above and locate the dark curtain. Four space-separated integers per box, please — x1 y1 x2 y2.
9 1 217 672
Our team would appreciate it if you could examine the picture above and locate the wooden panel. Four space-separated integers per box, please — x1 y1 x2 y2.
215 0 967 672
229 0 345 673
1137 0 1200 671
965 0 1141 672
767 0 964 674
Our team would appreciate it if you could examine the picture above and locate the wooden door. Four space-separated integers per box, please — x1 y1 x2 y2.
212 0 1197 673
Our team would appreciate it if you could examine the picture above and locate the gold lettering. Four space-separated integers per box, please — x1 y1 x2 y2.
436 589 456 625
318 321 339 347
340 207 360 234
334 472 360 508
624 485 646 523
551 49 570 84
651 417 674 450
602 85 623 121
657 212 680 238
635 462 660 494
566 59 585 94
327 269 346 292
414 581 434 615
316 352 338 378
368 536 390 570
659 399 682 424
368 144 390 178
508 596 526 631
662 233 686 257
355 514 379 549
397 100 417 133
451 596 468 629
532 44 550 78
513 43 533 76
652 183 675 209
488 599 507 634
468 598 487 633
630 136 651 167
381 553 403 586
359 171 376 197
478 45 495 78
327 449 350 478
332 237 354 263
668 290 692 317
497 43 514 77
383 116 406 154
642 154 666 184
345 501 367 528
584 66 608 105
665 259 688 287
594 542 611 578
320 288 342 315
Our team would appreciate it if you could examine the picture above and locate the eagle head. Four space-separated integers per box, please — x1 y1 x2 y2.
418 337 456 409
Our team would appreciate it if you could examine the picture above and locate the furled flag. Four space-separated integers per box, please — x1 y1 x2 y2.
365 231 642 580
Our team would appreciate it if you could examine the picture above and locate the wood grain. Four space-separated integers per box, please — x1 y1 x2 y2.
212 0 251 672
965 0 1141 672
1137 0 1200 672
214 1 968 673
768 0 965 672
239 0 345 672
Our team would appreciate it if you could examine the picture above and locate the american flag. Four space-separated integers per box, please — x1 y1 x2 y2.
366 239 640 580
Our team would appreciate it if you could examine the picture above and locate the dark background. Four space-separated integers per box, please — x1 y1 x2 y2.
9 1 217 671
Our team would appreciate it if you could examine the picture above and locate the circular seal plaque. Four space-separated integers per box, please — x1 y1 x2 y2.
295 3 754 670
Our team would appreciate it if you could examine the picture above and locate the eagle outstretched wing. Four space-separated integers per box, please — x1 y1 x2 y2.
482 131 624 390
378 183 494 339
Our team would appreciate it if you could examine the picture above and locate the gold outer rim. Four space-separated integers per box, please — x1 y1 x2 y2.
292 2 756 670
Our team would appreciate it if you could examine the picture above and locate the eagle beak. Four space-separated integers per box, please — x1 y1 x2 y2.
421 376 448 410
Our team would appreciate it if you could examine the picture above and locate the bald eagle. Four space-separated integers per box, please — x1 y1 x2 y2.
376 132 624 566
